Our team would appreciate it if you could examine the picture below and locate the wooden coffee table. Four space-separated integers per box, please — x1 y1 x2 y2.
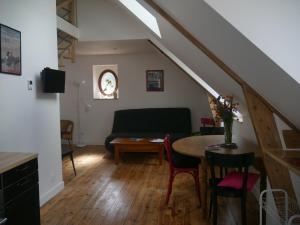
110 138 164 165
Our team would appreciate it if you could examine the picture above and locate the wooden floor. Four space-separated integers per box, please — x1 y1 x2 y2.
41 146 259 225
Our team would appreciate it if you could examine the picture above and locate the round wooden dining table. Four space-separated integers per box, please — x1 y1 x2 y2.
172 135 265 218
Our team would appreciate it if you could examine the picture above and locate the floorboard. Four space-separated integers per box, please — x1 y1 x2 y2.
41 145 259 225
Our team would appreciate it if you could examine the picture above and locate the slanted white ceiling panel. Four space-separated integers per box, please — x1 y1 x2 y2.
143 0 300 129
77 0 149 41
205 0 300 85
154 17 243 99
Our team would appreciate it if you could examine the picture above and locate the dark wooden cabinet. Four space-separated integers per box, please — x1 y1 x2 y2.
0 158 40 225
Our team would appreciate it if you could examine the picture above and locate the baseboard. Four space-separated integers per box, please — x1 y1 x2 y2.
39 181 64 206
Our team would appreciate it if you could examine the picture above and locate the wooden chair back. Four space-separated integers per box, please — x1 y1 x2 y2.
60 120 74 142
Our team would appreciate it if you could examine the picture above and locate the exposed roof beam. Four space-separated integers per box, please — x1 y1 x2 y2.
144 0 298 131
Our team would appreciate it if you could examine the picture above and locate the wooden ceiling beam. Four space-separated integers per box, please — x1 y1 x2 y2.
144 0 298 131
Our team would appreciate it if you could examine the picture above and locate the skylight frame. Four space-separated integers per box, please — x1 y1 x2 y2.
118 0 162 38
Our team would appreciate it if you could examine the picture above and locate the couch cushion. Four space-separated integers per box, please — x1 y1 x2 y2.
112 108 191 134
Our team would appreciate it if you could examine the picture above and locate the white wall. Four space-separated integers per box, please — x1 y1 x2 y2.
78 0 149 41
0 0 63 205
204 0 300 85
60 52 212 145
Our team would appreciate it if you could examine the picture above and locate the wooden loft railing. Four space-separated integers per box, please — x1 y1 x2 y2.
56 0 77 69
57 30 76 68
57 0 77 25
144 0 298 200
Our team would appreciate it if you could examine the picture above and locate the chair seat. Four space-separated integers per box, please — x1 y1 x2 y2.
172 151 201 168
209 177 244 198
62 146 73 157
61 132 72 139
217 171 260 191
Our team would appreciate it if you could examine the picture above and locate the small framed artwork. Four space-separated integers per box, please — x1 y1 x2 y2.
146 70 164 92
0 24 21 75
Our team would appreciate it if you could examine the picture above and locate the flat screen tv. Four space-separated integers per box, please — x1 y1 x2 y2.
41 67 65 93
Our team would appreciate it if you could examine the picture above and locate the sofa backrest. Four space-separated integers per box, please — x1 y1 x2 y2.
112 108 192 134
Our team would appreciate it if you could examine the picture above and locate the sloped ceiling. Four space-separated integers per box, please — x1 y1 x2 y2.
137 0 300 129
205 0 300 85
77 0 149 41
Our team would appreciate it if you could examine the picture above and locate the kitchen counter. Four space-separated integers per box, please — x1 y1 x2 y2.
0 152 37 174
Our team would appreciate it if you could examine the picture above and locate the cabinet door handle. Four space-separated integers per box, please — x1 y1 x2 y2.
0 218 7 224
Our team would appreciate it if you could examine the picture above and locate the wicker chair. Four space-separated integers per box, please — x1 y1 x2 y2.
60 120 74 146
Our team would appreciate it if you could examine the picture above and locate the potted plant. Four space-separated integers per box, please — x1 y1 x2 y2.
211 95 239 148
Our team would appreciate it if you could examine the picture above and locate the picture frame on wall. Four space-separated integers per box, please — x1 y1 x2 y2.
146 70 164 92
0 24 21 75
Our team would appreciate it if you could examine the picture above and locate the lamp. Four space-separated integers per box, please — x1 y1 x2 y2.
75 80 86 148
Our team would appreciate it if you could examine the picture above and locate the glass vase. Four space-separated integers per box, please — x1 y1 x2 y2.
224 120 233 145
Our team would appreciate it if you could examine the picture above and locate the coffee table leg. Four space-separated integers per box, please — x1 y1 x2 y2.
201 158 208 218
115 146 120 164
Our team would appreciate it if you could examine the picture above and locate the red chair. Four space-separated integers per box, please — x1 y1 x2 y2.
201 117 215 127
164 135 201 205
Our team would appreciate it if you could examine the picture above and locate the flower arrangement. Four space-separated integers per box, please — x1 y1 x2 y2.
210 95 239 146
211 95 239 122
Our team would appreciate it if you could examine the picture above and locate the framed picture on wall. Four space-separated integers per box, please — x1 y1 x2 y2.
146 70 164 92
0 24 21 75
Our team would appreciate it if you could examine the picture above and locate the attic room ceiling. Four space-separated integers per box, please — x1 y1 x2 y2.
75 39 156 55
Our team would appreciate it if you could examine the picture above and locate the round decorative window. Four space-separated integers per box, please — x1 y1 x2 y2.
98 70 118 97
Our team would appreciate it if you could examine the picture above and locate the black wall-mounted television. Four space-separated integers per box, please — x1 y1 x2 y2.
41 67 65 93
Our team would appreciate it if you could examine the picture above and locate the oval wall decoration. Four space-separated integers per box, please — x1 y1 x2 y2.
93 65 119 100
98 69 118 98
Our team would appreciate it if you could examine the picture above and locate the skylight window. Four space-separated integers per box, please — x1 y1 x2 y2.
119 0 161 38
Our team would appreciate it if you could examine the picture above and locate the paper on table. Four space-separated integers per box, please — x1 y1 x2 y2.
149 138 164 143
129 138 144 141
